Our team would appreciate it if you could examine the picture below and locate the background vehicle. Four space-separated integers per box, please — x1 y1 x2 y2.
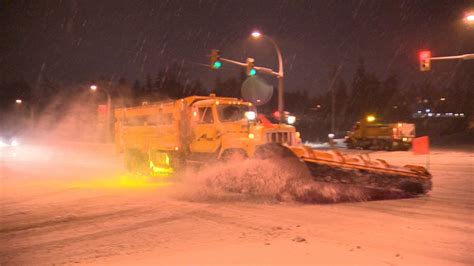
0 134 20 148
0 127 21 148
345 116 415 151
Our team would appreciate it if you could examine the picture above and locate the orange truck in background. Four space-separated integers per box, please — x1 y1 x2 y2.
345 116 415 151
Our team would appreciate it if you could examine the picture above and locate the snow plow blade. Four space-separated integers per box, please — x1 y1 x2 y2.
289 146 432 195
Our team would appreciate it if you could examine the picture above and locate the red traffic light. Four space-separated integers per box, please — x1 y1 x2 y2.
419 50 431 60
419 50 431 71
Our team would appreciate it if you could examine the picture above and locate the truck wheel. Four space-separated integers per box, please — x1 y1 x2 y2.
171 153 186 172
400 145 410 151
384 141 393 151
346 140 355 149
125 149 147 173
220 149 247 162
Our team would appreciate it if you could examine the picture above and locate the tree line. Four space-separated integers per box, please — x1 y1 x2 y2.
1 60 471 138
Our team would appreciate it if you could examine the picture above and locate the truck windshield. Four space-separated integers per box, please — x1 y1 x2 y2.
217 105 252 122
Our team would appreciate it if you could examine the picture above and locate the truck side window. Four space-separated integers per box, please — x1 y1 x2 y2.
219 105 244 122
198 107 214 124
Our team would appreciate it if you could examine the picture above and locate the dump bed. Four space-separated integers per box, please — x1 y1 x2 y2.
115 100 183 152
363 124 393 139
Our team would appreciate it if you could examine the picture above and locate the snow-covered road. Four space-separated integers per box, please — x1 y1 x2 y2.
1 141 472 265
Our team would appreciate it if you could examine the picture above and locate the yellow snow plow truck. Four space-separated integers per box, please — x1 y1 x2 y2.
115 95 431 195
345 116 415 151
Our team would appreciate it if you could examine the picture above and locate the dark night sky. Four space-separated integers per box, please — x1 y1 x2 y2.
1 0 473 95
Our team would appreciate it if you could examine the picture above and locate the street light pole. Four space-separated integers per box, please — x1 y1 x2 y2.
106 92 112 139
251 31 284 122
91 84 112 142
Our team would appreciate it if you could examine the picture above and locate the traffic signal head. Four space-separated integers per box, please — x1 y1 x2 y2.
246 57 257 76
419 50 431 71
211 49 222 69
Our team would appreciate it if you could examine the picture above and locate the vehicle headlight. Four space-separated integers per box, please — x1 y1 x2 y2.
287 115 296 124
0 139 7 147
11 139 19 146
402 137 408 142
245 111 256 121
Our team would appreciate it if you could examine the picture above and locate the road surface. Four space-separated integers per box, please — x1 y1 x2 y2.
1 141 472 265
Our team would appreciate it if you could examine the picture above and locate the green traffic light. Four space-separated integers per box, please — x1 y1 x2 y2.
249 68 257 76
213 61 222 69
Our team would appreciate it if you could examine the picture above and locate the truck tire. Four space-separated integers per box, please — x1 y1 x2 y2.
220 149 247 162
384 141 393 151
170 152 186 171
400 145 411 151
125 149 147 173
346 139 355 149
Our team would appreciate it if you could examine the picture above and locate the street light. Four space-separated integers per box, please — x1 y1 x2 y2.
465 14 474 23
90 83 112 142
251 30 285 123
15 99 22 104
251 31 261 38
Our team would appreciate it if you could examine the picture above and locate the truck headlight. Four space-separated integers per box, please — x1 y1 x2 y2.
11 139 19 146
245 111 256 121
0 139 7 147
287 115 296 124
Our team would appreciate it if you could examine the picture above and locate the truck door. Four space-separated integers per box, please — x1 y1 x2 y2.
189 106 220 153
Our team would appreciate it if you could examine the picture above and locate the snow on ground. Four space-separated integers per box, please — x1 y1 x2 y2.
0 140 472 265
304 138 347 149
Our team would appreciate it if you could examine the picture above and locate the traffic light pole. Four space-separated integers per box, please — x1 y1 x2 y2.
220 57 247 67
221 57 280 76
429 53 474 61
218 57 284 121
264 36 285 124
